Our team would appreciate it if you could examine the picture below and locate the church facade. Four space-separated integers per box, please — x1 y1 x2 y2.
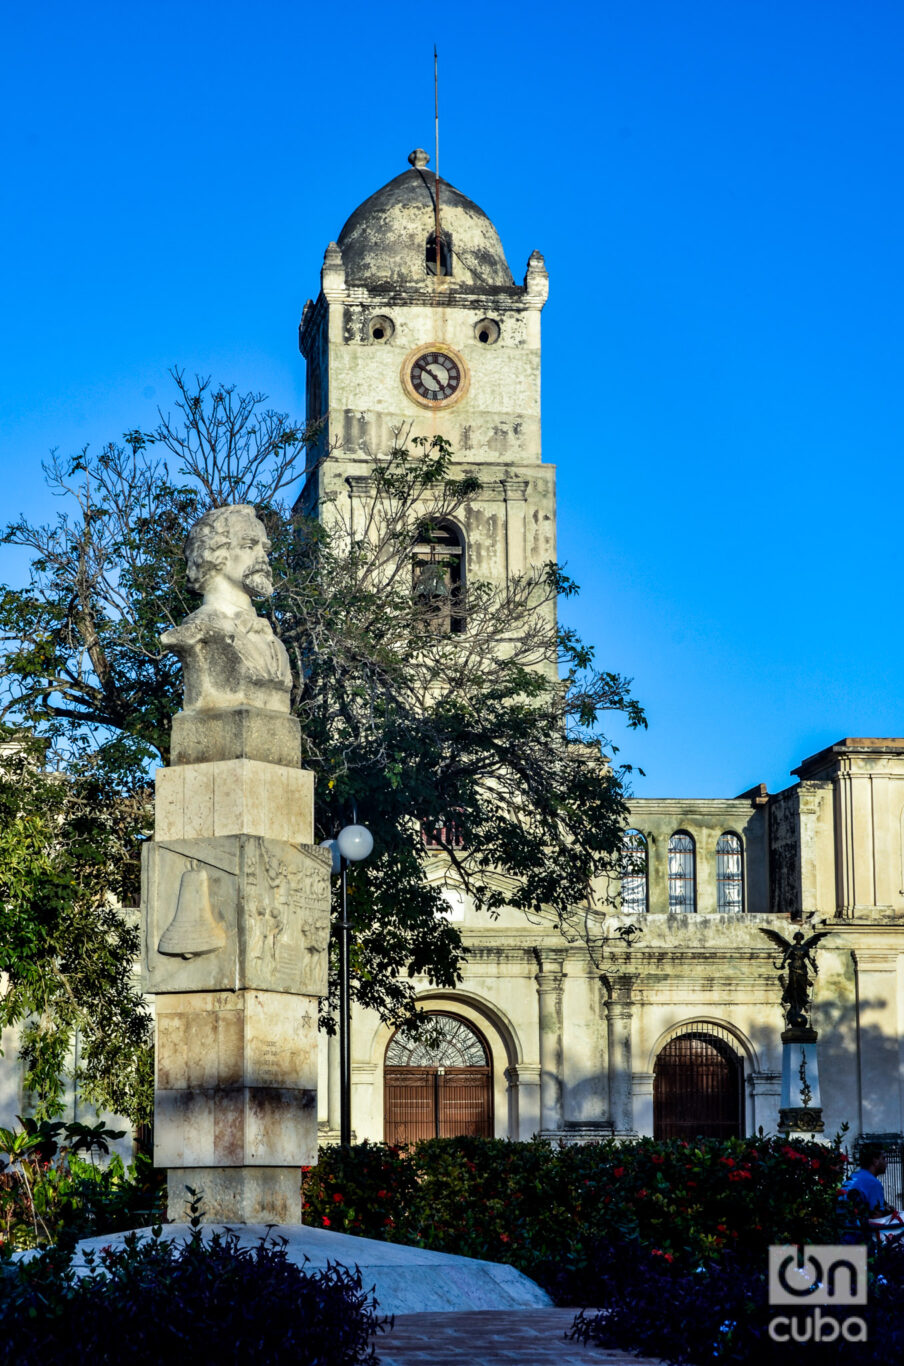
302 152 904 1188
2 154 902 1197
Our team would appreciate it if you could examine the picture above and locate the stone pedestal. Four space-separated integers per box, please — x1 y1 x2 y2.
143 504 335 1224
778 1026 825 1138
142 720 331 1223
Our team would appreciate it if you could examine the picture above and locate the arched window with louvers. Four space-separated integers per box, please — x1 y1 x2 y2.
668 831 696 913
620 828 648 915
716 832 744 913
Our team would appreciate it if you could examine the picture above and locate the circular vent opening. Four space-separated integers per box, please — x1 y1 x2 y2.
369 315 394 342
474 318 500 345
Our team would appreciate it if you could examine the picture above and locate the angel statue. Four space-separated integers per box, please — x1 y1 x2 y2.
759 927 831 1029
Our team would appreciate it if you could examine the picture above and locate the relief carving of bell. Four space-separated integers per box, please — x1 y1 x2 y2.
158 863 227 959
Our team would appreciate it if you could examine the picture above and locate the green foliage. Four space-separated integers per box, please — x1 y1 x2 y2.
0 372 644 1058
0 1117 163 1253
570 1242 904 1364
302 1135 850 1301
0 736 152 1124
0 1213 390 1365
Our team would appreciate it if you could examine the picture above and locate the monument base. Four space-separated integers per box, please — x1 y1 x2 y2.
167 1168 301 1224
170 707 301 768
153 991 320 1201
72 1224 553 1314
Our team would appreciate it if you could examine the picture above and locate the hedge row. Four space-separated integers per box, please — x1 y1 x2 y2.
302 1134 848 1302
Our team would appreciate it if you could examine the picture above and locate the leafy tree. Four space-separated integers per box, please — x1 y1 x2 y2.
0 371 645 1106
0 734 152 1123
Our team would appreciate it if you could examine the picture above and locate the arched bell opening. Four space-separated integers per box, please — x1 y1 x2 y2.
412 520 465 633
426 231 453 276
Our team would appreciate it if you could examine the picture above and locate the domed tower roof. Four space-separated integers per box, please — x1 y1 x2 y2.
336 150 513 288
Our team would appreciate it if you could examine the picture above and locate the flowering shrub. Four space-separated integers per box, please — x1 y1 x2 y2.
302 1134 848 1302
570 1238 904 1364
0 1218 391 1365
0 1118 164 1254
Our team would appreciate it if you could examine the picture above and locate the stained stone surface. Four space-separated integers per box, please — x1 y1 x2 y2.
165 1168 303 1225
154 990 318 1176
155 759 313 842
170 708 301 769
142 836 331 995
71 1225 554 1314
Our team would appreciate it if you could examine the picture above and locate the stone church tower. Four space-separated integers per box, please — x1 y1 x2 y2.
295 153 904 1189
297 150 555 602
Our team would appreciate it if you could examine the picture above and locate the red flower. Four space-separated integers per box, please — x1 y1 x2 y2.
500 1233 511 1243
716 1224 727 1233
614 1167 625 1178
637 1189 648 1199
686 1180 697 1188
333 1192 344 1203
719 1157 735 1168
652 1155 665 1165
377 1189 389 1198
322 1217 331 1227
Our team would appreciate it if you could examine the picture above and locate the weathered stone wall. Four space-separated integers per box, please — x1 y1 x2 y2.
769 785 801 918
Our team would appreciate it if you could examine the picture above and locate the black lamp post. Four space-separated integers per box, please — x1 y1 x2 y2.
321 820 373 1145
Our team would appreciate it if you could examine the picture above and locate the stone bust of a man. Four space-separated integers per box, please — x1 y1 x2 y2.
161 504 292 713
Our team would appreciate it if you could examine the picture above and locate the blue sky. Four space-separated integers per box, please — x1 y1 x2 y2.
2 1 902 798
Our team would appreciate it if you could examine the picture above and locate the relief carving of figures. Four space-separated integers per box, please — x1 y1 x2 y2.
760 927 831 1029
258 844 291 967
161 504 292 713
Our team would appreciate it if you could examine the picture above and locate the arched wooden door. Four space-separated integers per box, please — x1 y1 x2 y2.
384 1013 493 1144
653 1025 744 1140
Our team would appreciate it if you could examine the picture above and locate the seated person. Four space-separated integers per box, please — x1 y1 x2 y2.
841 1145 890 1213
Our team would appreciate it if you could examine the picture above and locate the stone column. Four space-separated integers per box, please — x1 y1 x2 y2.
141 504 332 1225
602 974 638 1137
535 951 566 1135
632 1072 654 1138
327 1027 342 1137
853 950 903 1134
505 1063 542 1140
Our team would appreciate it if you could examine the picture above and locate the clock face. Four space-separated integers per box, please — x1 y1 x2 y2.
409 350 462 402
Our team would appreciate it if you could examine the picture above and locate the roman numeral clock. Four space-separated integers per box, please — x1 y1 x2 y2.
402 344 469 408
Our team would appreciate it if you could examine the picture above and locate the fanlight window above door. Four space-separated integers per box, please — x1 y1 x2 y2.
386 1013 488 1068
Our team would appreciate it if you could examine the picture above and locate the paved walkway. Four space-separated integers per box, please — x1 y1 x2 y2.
374 1309 664 1365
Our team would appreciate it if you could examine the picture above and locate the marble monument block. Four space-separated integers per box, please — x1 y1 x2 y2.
142 836 331 997
143 504 333 1224
154 761 314 842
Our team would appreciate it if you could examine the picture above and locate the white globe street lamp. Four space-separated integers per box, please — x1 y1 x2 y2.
322 819 373 1144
